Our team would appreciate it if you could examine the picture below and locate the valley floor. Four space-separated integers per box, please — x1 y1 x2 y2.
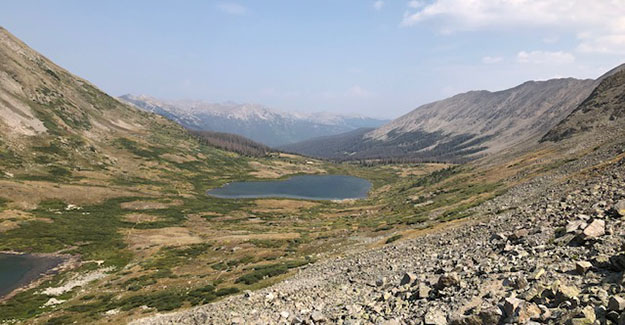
135 140 625 324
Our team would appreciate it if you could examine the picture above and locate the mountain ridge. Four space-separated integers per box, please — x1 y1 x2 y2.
119 94 389 147
542 64 625 142
283 76 599 162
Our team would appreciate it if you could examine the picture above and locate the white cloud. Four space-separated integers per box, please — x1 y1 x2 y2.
482 56 503 64
401 0 625 54
217 2 248 16
578 34 625 54
373 1 385 11
517 51 575 65
408 1 426 9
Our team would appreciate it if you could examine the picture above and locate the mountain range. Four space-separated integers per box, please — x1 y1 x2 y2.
281 77 606 162
119 95 389 147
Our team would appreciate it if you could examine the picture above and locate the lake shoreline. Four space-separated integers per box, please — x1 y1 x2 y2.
207 174 372 200
0 251 75 302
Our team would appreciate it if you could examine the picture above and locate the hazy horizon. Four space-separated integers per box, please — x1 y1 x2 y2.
2 0 624 119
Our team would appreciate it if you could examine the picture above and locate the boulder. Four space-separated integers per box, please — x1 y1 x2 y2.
575 261 593 275
417 284 432 299
569 306 596 325
515 302 541 323
582 219 605 239
437 273 460 289
566 220 585 233
424 310 448 325
555 285 580 303
449 314 481 325
510 228 529 241
400 272 417 286
479 307 503 325
503 297 523 317
311 311 326 322
611 253 625 271
609 296 625 311
612 200 625 217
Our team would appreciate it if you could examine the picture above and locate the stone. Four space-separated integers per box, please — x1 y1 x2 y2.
570 318 594 325
514 276 529 290
417 284 431 299
376 277 387 287
503 297 523 317
449 314 481 325
555 285 580 304
479 307 503 325
581 306 596 322
530 268 545 281
515 302 541 323
538 305 551 321
424 310 447 325
611 253 625 271
609 296 625 311
311 311 326 322
400 272 417 286
582 219 605 239
566 220 585 233
607 311 621 322
511 228 529 241
381 320 400 325
437 273 460 289
613 200 625 217
491 233 507 241
575 261 593 275
280 311 290 319
231 317 245 325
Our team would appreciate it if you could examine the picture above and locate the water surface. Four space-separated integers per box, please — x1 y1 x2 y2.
207 175 371 200
0 253 62 297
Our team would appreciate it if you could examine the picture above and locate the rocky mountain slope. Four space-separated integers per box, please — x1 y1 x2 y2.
542 64 625 143
119 95 389 147
0 26 236 184
283 77 596 162
137 63 625 325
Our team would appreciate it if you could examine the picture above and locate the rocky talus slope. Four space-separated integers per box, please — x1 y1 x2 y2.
135 136 625 324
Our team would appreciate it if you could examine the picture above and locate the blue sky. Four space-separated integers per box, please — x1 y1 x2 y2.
2 1 624 118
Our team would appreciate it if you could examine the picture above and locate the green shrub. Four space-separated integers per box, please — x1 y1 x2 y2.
385 234 402 244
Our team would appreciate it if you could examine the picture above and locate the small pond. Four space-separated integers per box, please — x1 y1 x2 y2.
0 253 63 297
207 175 372 200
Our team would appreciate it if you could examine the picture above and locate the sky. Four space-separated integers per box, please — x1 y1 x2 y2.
2 0 624 119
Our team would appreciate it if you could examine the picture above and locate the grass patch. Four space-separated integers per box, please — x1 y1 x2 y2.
235 259 312 285
385 234 402 244
0 198 135 267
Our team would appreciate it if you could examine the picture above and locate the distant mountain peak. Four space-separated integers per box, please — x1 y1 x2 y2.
119 94 389 147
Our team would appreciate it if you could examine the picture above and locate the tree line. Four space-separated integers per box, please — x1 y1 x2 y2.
190 130 271 157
